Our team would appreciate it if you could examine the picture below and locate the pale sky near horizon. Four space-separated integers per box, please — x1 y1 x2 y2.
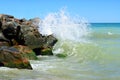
0 0 119 22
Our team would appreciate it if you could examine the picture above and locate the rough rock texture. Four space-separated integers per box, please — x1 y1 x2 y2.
0 46 32 69
0 14 58 69
14 45 38 60
0 14 57 50
33 35 58 55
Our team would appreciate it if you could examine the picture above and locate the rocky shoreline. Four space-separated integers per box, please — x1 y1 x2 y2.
0 14 57 69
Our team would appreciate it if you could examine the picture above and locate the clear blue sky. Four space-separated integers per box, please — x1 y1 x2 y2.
0 0 119 22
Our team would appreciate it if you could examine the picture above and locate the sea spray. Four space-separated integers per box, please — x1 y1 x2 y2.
38 9 92 58
39 9 90 42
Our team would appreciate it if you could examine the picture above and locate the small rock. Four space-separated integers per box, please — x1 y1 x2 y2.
55 54 67 58
41 48 53 55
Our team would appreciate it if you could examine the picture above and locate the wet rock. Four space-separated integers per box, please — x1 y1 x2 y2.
14 45 38 60
42 35 58 48
0 41 9 47
33 47 53 56
0 14 58 69
55 54 67 58
41 48 53 55
41 35 57 55
0 46 32 69
33 35 57 55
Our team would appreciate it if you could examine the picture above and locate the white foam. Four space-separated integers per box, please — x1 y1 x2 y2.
38 8 90 42
107 32 113 35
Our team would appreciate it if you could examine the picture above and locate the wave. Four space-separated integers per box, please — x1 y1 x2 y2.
38 8 91 42
38 9 120 65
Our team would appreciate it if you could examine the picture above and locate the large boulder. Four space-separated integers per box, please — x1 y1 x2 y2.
0 46 32 69
0 14 57 50
0 14 58 69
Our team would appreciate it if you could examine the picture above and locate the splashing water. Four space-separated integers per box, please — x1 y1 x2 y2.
1 10 120 80
39 9 90 42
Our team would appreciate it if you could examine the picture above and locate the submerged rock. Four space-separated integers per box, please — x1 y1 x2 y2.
55 54 67 58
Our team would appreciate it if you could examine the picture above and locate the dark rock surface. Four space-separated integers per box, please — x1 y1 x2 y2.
0 14 58 69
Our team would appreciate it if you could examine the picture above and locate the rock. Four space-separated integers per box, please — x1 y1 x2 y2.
33 47 53 56
29 17 41 27
0 20 2 28
55 54 67 58
0 14 57 50
14 45 38 60
21 25 44 49
41 48 53 55
2 22 16 40
19 18 27 23
0 21 10 42
0 18 20 45
0 14 58 69
42 35 58 48
33 35 57 55
0 32 9 42
0 41 9 47
18 25 57 51
0 46 32 69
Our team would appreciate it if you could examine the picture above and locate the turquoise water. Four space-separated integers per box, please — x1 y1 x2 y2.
91 23 120 55
0 23 120 80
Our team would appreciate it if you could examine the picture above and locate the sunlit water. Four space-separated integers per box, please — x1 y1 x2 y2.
0 10 120 80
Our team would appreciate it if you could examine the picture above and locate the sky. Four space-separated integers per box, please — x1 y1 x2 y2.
0 0 119 23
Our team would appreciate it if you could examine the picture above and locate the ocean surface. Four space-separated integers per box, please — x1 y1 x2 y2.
0 11 120 80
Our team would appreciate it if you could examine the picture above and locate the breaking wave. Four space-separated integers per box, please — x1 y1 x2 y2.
38 8 90 42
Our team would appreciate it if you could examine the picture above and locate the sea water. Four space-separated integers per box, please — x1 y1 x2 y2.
0 10 120 80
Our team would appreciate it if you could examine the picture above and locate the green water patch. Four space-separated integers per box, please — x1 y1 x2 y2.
53 40 102 62
53 39 120 65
